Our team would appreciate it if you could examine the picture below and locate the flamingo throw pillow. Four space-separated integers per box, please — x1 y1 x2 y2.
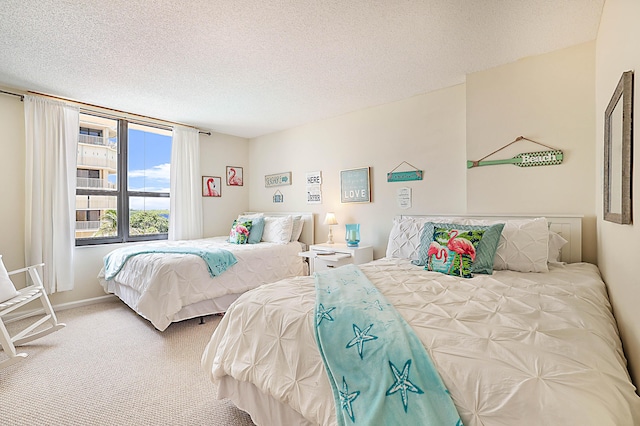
229 219 253 244
414 222 504 274
426 227 485 278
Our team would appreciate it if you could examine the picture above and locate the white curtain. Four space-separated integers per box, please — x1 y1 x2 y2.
169 126 203 240
24 95 79 293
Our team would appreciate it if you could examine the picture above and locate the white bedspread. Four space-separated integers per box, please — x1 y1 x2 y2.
202 258 640 426
99 237 306 331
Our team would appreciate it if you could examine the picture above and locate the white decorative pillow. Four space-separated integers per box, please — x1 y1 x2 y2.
385 216 462 261
289 216 304 242
488 217 550 273
0 256 19 303
548 231 568 263
261 216 294 244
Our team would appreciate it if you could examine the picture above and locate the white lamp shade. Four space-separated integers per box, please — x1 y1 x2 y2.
324 212 338 226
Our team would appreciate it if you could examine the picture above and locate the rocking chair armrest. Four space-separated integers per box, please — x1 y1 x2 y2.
7 263 45 277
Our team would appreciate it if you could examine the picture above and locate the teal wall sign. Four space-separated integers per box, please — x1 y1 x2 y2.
386 161 423 183
387 170 423 182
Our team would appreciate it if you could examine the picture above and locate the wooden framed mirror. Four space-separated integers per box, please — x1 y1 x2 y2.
604 70 634 224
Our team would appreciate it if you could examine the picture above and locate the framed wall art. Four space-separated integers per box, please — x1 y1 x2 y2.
265 172 291 187
340 167 371 203
604 70 633 224
226 166 243 186
202 176 221 197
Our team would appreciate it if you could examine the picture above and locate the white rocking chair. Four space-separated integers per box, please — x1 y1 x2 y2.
0 263 65 369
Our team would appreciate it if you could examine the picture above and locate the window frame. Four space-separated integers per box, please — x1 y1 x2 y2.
75 113 171 246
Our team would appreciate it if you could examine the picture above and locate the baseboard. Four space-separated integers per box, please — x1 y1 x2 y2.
5 294 118 323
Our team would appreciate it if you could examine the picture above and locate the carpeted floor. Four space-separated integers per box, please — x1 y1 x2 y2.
0 300 255 426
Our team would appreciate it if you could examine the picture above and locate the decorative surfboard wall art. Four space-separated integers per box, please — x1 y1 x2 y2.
467 136 563 169
467 149 563 168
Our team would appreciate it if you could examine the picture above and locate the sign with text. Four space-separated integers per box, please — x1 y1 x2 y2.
265 172 292 187
307 185 322 204
306 171 322 185
397 187 412 209
387 170 423 182
340 167 371 203
467 150 563 169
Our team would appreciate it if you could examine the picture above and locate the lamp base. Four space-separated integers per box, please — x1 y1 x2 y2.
327 228 334 244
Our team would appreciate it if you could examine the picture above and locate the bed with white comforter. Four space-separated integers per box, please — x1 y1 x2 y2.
99 236 306 331
99 212 314 331
201 215 640 425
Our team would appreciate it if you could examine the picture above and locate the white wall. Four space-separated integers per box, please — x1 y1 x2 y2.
201 132 251 237
466 42 597 263
0 89 26 286
595 0 640 387
0 89 250 307
249 84 468 258
249 43 597 263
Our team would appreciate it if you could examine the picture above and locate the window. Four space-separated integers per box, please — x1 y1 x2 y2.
75 113 172 245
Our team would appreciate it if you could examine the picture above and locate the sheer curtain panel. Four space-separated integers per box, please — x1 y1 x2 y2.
169 126 203 240
24 95 79 293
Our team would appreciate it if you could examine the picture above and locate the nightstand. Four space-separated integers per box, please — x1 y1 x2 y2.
299 243 373 273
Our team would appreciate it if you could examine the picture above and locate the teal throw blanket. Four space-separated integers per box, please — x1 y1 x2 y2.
103 245 238 281
314 264 462 426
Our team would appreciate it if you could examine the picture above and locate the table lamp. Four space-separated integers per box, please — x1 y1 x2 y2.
323 212 338 244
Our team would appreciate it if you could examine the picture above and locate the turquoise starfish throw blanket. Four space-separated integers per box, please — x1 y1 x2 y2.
314 264 462 426
104 245 237 281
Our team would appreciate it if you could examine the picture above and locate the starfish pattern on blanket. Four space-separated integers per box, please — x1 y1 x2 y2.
346 323 378 359
339 277 358 286
316 304 336 326
339 376 360 422
320 285 339 294
386 359 424 413
363 299 384 311
364 286 379 295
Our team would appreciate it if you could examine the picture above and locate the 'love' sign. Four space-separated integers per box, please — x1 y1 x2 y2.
340 167 371 203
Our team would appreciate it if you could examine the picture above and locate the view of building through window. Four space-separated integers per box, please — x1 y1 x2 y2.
75 113 171 243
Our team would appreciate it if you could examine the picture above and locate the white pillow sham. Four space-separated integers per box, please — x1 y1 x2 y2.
290 216 304 242
0 256 19 303
461 217 549 272
548 231 568 263
261 215 294 244
385 216 463 261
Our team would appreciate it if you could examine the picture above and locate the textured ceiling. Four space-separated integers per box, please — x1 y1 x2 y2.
0 0 604 138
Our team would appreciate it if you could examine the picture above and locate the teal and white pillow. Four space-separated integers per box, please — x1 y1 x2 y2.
425 227 485 278
238 215 265 244
413 222 504 274
229 219 252 244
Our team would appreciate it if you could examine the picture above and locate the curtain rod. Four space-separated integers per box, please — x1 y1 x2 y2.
27 91 211 135
0 89 24 101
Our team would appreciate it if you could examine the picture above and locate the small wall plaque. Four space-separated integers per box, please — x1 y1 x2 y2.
397 187 412 209
265 172 292 187
387 161 423 182
387 170 423 182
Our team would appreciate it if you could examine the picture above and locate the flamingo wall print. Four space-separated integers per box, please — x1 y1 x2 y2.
226 166 243 186
202 176 221 197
